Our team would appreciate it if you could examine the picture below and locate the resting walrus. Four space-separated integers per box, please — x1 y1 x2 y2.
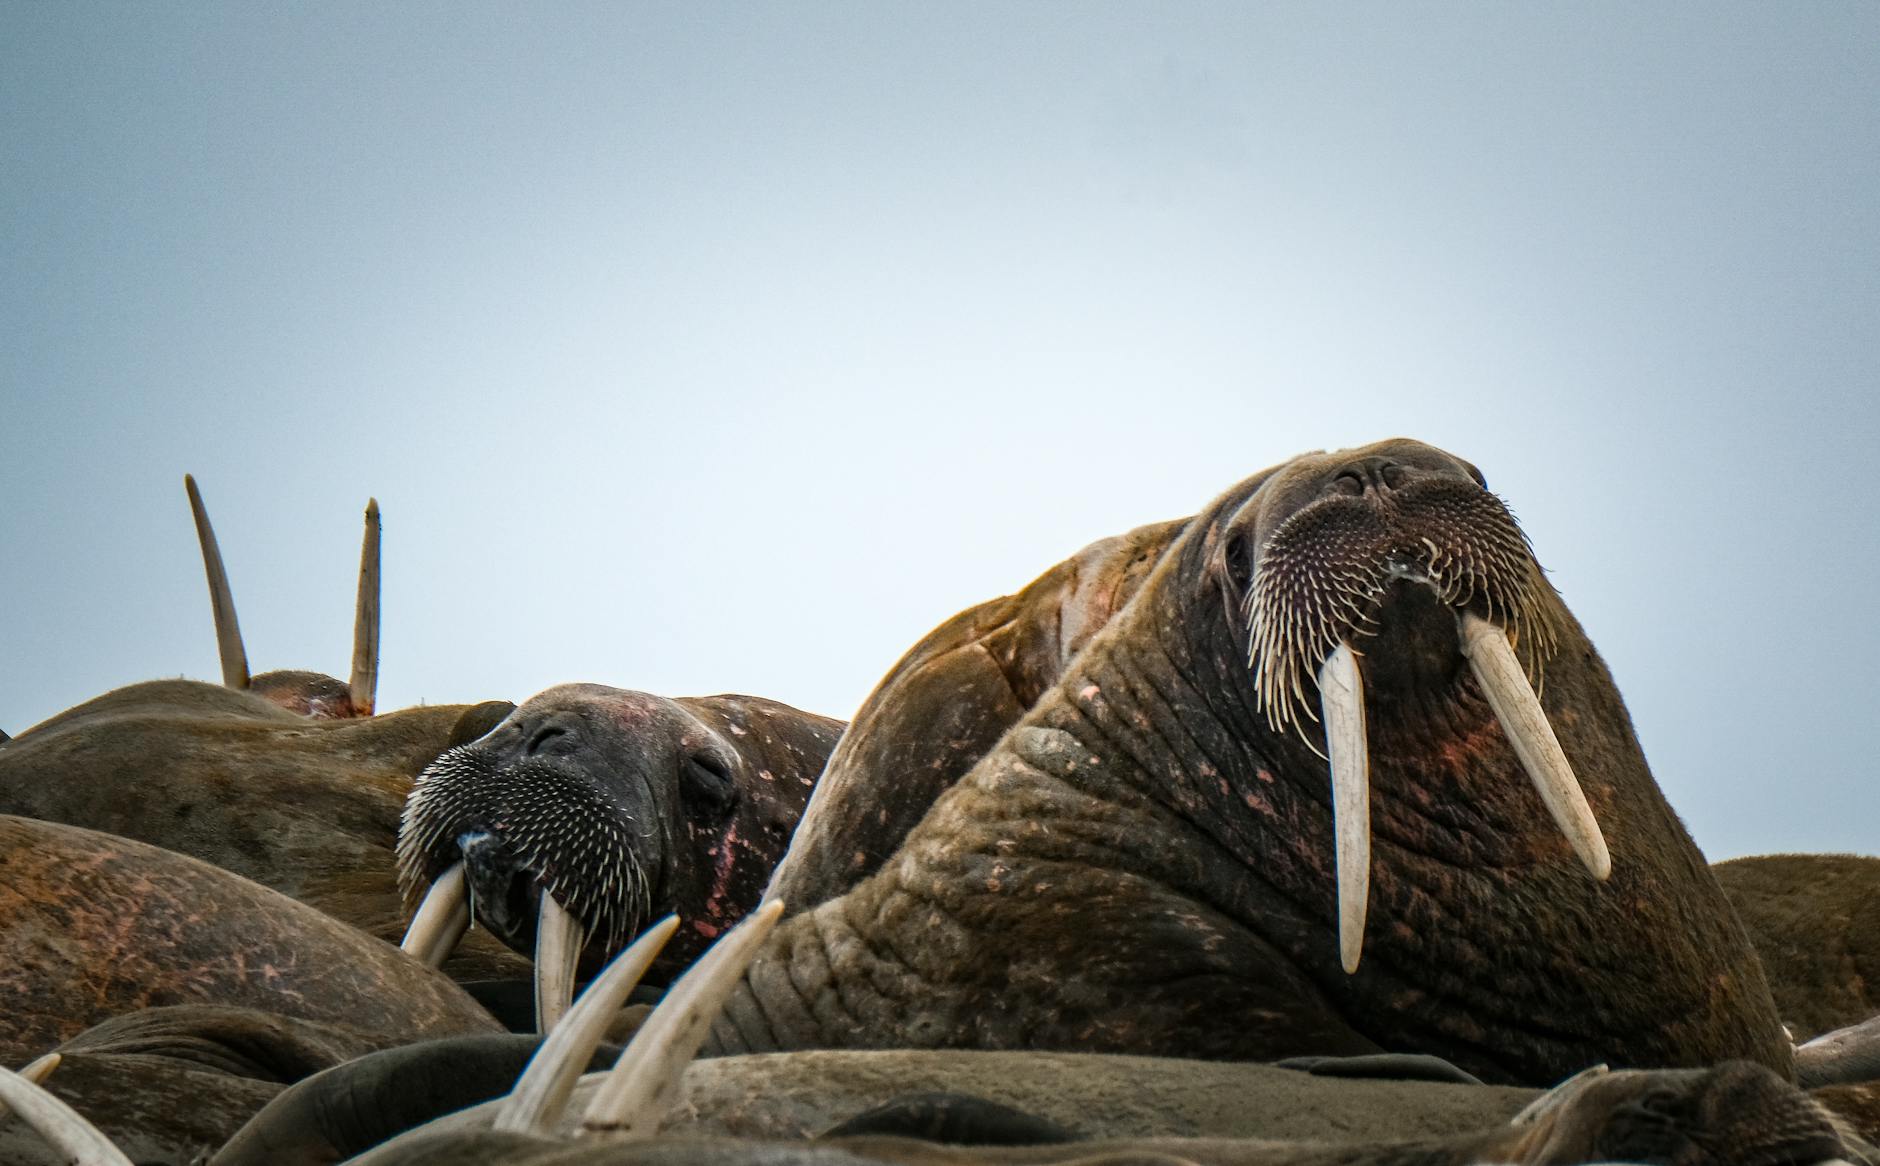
710 439 1789 1085
397 684 845 1029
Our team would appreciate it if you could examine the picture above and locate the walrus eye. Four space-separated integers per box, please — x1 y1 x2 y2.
682 754 737 815
1466 462 1487 489
1223 534 1254 594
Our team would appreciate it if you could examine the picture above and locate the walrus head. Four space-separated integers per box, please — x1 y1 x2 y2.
1207 441 1607 972
397 685 839 1030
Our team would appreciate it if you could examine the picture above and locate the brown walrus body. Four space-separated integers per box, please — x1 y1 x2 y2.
1713 852 1880 1041
0 814 501 1065
0 678 526 980
767 519 1184 913
712 439 1789 1085
338 1057 1853 1166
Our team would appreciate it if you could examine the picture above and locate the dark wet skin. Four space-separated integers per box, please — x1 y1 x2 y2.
708 439 1791 1085
401 685 843 981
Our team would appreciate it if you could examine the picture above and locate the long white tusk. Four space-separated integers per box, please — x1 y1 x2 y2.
349 498 380 717
0 1064 134 1166
580 900 784 1139
1318 641 1370 974
400 863 470 968
535 889 586 1034
0 1054 61 1124
184 474 250 691
1458 612 1612 880
495 915 680 1136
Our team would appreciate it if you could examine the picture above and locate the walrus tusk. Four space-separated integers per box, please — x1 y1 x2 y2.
349 498 380 717
0 1063 134 1166
535 889 586 1034
184 474 251 691
495 915 679 1136
400 862 470 968
581 900 785 1138
0 1053 61 1124
1458 612 1612 881
1318 641 1370 974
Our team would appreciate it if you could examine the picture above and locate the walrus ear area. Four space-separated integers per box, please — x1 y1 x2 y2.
679 751 738 817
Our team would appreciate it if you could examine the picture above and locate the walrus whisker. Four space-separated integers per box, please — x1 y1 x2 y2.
1318 641 1370 974
349 497 380 717
400 862 470 968
495 915 680 1136
580 900 785 1139
1458 612 1612 881
0 1063 134 1166
184 474 251 691
535 889 586 1033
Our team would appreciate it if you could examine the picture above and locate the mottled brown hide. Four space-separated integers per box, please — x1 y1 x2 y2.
769 520 1184 913
0 679 527 981
712 440 1789 1086
0 815 501 1063
1713 852 1880 1040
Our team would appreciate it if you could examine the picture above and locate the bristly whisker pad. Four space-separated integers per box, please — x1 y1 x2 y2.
399 746 653 956
1242 480 1560 740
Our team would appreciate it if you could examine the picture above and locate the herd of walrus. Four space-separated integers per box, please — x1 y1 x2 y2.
3 438 1878 1165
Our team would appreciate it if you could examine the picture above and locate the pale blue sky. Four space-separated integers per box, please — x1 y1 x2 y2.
3 4 1876 859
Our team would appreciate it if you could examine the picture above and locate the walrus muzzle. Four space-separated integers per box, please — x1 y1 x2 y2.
1242 477 1610 973
398 747 654 1029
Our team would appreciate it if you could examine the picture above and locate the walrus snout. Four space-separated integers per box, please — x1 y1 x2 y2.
1214 439 1607 973
457 830 543 950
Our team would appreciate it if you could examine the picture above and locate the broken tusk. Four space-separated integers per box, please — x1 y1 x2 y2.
1318 641 1370 974
580 900 784 1139
349 498 380 717
495 915 679 1136
0 1063 134 1166
400 863 470 968
1459 612 1611 881
534 889 586 1034
184 474 251 691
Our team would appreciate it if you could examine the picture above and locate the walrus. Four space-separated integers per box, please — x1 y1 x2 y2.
398 683 845 1028
328 1058 1859 1166
0 678 528 983
0 814 502 1066
1713 852 1880 1041
0 1006 428 1166
706 439 1789 1085
184 472 382 718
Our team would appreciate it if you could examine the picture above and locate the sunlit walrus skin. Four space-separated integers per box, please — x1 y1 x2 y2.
710 439 1790 1085
0 680 527 981
0 815 501 1067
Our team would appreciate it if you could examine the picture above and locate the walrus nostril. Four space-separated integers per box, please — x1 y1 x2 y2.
1330 456 1404 497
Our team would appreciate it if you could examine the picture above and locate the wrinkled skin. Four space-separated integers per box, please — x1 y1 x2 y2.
711 440 1790 1085
1713 853 1880 1041
212 1033 624 1166
347 1059 1854 1166
401 685 843 981
0 814 501 1064
767 519 1185 913
0 1006 400 1166
0 679 526 980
